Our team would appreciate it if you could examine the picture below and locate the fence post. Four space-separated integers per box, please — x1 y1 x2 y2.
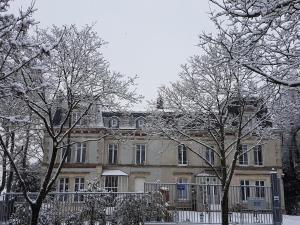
270 169 282 225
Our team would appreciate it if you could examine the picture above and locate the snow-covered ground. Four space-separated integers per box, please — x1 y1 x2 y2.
283 215 300 225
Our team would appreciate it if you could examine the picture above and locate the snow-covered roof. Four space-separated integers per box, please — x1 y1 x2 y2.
102 169 128 176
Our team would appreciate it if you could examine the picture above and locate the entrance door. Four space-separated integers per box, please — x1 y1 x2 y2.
134 177 145 192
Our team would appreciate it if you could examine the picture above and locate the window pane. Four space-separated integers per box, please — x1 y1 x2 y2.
105 176 118 192
183 147 187 164
141 148 145 164
114 148 118 164
239 145 248 165
109 147 113 164
136 146 140 164
82 147 86 163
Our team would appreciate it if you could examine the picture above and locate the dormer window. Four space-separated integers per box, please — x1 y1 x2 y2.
109 117 119 128
72 112 89 126
136 117 145 129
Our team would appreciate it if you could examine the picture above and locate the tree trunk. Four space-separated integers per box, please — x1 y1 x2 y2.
221 190 229 225
31 204 41 225
6 165 14 193
291 128 300 179
0 153 7 194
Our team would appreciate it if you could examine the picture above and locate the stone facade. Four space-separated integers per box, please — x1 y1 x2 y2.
43 111 284 208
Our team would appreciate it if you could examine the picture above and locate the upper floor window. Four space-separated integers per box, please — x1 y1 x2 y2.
239 145 248 165
109 117 119 128
136 144 146 164
61 146 71 163
254 145 263 166
240 180 250 201
255 180 265 198
72 112 88 126
108 144 118 164
178 144 187 165
75 142 86 163
205 146 215 165
136 117 145 129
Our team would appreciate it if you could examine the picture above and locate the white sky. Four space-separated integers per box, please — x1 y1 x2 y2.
10 0 216 109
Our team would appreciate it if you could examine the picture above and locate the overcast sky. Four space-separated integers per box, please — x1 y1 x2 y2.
10 0 215 109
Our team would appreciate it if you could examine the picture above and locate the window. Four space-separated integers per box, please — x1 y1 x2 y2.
254 145 263 166
58 178 69 201
108 144 118 164
136 118 145 128
239 145 248 165
74 178 85 202
72 112 88 126
240 180 250 201
205 146 215 165
109 117 119 128
105 176 118 192
61 146 71 163
136 144 146 164
255 181 265 198
178 144 187 165
75 143 86 163
177 177 188 200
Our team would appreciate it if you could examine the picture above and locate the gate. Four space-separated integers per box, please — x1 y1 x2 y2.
145 174 282 224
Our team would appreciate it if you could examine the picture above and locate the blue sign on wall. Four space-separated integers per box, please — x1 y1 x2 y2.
177 184 186 190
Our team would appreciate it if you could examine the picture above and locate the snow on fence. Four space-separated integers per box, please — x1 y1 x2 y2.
0 185 275 224
145 183 274 224
0 192 174 225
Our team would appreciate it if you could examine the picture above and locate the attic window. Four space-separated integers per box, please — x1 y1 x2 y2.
110 117 119 128
136 118 145 128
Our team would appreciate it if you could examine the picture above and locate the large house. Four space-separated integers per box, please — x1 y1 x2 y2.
42 107 284 210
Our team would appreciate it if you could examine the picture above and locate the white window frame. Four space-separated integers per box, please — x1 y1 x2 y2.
74 177 85 202
75 142 86 163
177 177 189 200
136 144 146 164
255 180 265 198
178 144 187 165
61 146 71 163
240 180 250 201
110 117 119 128
239 145 248 165
105 176 118 192
205 146 215 165
254 145 263 166
136 118 145 128
72 112 88 126
58 177 69 201
108 144 118 164
58 177 69 192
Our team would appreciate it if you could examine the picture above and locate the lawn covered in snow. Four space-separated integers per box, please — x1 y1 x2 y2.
283 215 300 225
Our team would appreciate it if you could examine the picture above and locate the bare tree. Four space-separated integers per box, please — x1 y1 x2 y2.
0 24 141 225
204 0 300 87
0 0 59 194
148 45 274 225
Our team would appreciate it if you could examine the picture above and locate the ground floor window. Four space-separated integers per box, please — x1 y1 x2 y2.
105 176 118 192
58 177 69 201
74 177 85 202
255 180 265 198
177 177 188 200
240 180 250 201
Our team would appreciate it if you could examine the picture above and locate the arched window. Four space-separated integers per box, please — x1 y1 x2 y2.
178 144 187 165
